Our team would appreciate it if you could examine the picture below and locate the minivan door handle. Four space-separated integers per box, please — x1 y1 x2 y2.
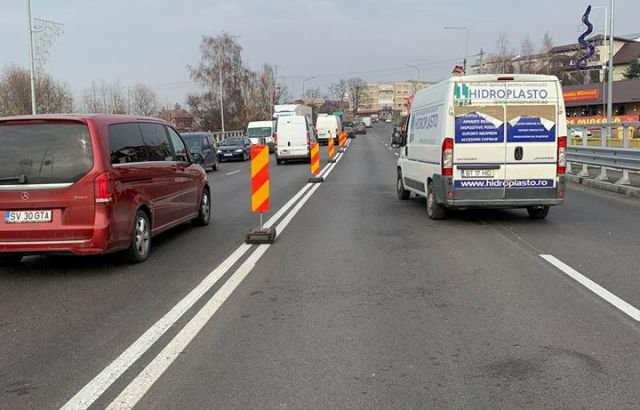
514 146 523 161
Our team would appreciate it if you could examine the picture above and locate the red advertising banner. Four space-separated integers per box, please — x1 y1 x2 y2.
567 115 639 126
563 89 600 102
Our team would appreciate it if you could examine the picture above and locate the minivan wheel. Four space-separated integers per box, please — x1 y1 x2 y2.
397 170 410 200
426 182 447 220
527 206 550 219
126 211 151 263
276 158 283 165
193 189 211 227
0 254 23 266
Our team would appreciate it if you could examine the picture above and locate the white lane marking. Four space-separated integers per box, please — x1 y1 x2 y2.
394 153 399 156
541 254 640 321
107 152 337 409
62 147 344 410
225 170 241 176
106 245 270 410
59 243 251 410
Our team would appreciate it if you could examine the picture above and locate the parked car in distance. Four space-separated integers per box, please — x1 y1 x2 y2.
385 118 392 123
218 136 252 161
344 126 356 139
247 120 276 153
182 132 219 172
568 127 593 138
355 123 367 135
0 114 211 265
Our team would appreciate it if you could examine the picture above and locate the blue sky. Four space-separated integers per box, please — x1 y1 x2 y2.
1 0 637 106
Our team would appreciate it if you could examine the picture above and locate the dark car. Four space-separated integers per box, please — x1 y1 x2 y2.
344 126 356 139
182 132 219 172
218 136 252 161
355 123 367 135
0 114 211 265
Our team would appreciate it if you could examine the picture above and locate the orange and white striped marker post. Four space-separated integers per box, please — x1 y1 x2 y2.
339 130 347 152
308 143 323 183
328 133 336 163
246 144 276 244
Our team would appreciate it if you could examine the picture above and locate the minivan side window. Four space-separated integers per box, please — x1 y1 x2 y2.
108 123 148 164
166 127 190 162
140 123 173 161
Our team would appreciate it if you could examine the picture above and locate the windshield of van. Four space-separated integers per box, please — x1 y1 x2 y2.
246 127 271 137
0 123 93 185
221 137 244 146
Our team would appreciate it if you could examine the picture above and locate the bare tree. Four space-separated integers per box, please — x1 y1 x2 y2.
347 78 368 115
131 83 159 116
187 32 251 131
303 86 322 100
495 32 515 73
81 79 127 114
328 79 348 112
0 64 73 115
540 31 554 53
520 35 535 73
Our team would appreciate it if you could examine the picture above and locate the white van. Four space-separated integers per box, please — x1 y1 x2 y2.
275 115 315 164
247 120 275 152
315 114 342 145
396 74 567 220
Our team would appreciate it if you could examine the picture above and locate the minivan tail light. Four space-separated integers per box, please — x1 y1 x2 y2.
442 137 454 176
273 132 277 145
95 172 113 204
306 132 311 145
557 136 567 175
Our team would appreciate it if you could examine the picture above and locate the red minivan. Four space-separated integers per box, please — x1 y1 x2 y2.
0 114 211 264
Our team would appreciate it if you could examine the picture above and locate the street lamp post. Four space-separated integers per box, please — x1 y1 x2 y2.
406 64 421 93
606 0 615 127
26 0 37 114
444 26 469 73
302 76 315 99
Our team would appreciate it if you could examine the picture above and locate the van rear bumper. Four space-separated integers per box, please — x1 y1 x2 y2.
444 198 563 208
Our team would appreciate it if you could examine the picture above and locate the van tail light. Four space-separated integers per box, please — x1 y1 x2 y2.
95 172 113 204
442 137 454 176
273 132 277 145
306 132 311 145
557 136 567 175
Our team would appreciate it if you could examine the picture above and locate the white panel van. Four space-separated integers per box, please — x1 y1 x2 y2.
396 74 567 219
315 114 342 145
275 115 316 164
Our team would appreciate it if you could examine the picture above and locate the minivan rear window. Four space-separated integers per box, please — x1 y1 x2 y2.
0 122 93 185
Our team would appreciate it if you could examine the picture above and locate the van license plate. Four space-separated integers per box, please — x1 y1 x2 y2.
223 153 232 157
461 169 495 178
5 210 52 224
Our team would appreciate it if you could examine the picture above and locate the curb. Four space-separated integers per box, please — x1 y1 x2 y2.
567 175 640 198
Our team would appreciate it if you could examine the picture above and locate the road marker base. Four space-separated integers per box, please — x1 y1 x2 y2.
339 148 345 153
308 176 324 183
245 227 277 244
328 159 336 163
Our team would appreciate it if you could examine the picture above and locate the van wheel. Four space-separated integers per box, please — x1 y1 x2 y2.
426 182 447 220
527 206 550 219
0 254 23 266
276 159 283 165
212 161 218 171
126 211 151 263
193 188 211 227
397 170 410 200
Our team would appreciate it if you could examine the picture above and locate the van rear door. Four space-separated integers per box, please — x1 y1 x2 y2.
503 81 559 200
453 103 508 200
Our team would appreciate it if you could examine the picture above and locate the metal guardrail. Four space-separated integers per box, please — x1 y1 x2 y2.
567 121 640 185
211 130 245 143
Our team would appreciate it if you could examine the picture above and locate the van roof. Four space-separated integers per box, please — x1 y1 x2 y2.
448 74 559 84
247 121 274 127
0 113 169 127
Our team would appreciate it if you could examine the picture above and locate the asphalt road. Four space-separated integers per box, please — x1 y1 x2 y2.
2 124 640 409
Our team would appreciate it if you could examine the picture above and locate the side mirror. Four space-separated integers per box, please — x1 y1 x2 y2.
191 152 203 164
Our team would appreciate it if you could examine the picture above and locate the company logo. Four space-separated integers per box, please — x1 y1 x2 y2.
454 83 471 106
20 192 30 200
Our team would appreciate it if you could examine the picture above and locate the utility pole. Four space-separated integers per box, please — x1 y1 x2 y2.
606 0 615 129
218 57 225 133
479 48 484 74
26 0 37 114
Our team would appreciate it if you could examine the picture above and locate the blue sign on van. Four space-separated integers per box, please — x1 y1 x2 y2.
455 112 504 144
507 116 556 143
